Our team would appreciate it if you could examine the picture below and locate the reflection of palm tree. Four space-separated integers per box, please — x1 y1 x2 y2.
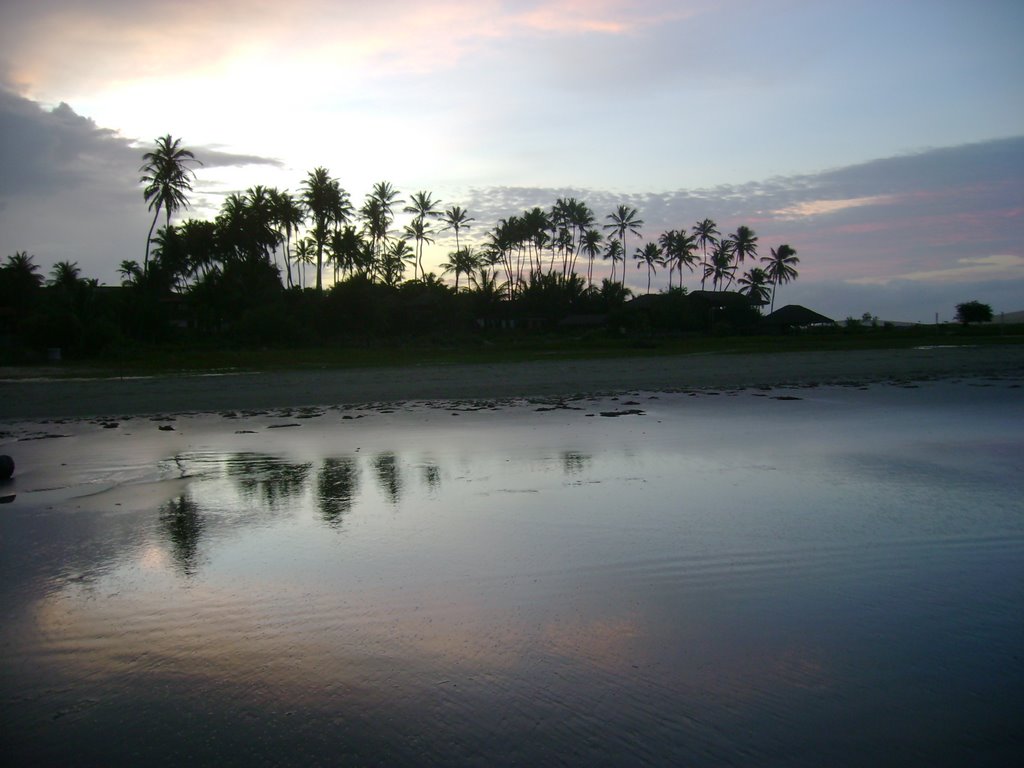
318 457 360 526
562 451 591 475
140 135 200 271
159 494 204 576
372 452 402 505
227 453 311 509
761 244 799 313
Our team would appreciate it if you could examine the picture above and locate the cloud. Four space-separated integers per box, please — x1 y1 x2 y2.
772 195 897 219
847 254 1024 286
0 88 283 279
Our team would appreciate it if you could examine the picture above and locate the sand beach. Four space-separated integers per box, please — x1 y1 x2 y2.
3 343 1023 420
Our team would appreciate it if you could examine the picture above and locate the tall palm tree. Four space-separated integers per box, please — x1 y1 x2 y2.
365 181 403 265
603 238 624 284
635 242 663 294
403 190 442 279
761 244 800 313
692 218 719 291
301 167 349 292
441 205 474 257
581 228 604 289
293 237 316 287
728 225 758 289
603 205 643 287
403 216 434 281
272 190 305 288
140 135 200 271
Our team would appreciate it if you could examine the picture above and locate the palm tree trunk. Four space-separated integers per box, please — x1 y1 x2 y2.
144 207 160 270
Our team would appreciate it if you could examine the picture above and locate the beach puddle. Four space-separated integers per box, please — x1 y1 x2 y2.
1 381 1023 765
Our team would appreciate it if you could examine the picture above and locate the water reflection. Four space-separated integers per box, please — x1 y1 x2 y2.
6 383 1021 765
158 494 204 576
317 456 360 526
421 461 441 491
223 453 311 509
372 451 402 505
562 450 591 475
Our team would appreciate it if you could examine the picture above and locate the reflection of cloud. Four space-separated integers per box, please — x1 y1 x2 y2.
542 614 642 672
848 254 1024 285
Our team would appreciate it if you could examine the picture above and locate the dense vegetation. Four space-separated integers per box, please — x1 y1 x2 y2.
2 135 1012 366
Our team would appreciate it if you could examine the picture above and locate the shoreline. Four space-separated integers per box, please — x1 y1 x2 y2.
3 344 1023 421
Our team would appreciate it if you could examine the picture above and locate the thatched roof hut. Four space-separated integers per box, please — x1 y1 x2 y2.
764 304 835 327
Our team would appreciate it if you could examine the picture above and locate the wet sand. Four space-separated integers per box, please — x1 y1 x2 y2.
2 344 1023 421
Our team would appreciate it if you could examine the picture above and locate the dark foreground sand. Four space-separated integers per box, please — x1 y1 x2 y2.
3 344 1023 421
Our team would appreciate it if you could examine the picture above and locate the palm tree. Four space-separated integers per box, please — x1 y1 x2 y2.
692 218 719 291
379 238 410 287
441 205 474 256
140 135 200 271
635 242 663 294
403 216 435 281
3 251 44 288
581 228 604 289
301 167 350 292
761 244 800 313
728 225 758 289
118 259 143 287
603 205 643 287
704 238 736 292
272 190 305 288
293 237 316 287
737 267 771 307
403 190 442 279
441 246 480 291
49 260 81 290
603 238 624 284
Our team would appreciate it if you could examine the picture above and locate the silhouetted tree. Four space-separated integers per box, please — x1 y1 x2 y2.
140 135 200 271
604 205 643 287
635 241 664 294
692 218 719 291
761 244 799 313
955 300 993 325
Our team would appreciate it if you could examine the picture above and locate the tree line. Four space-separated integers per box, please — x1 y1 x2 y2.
134 135 801 305
0 135 805 357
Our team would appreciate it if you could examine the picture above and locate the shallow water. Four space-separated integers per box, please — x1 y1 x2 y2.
2 381 1023 766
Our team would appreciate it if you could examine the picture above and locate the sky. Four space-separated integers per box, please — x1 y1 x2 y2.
1 0 1022 322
